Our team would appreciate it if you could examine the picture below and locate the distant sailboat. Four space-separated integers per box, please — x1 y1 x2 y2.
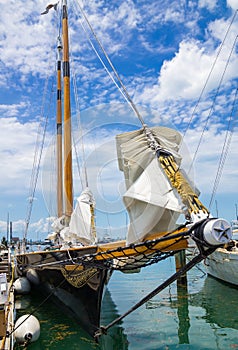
16 0 232 338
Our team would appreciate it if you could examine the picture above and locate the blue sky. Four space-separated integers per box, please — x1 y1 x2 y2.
0 0 238 240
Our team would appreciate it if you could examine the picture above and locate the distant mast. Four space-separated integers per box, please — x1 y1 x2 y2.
6 213 9 245
56 36 63 218
62 0 73 218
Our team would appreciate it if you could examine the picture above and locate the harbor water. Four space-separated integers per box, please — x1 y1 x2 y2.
14 256 238 349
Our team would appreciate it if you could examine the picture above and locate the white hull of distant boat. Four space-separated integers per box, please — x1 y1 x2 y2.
206 244 238 286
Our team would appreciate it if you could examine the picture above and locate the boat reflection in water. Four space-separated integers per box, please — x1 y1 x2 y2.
100 289 128 350
190 275 238 330
143 271 238 348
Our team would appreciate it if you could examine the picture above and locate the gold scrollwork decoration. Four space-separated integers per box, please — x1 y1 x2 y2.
61 266 98 288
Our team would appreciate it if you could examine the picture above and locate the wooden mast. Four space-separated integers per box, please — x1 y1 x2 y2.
62 0 73 218
56 36 63 218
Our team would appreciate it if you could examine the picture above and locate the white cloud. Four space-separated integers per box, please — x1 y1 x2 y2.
0 1 55 77
184 125 238 196
139 33 238 107
0 116 41 195
199 0 218 11
153 40 214 101
164 8 185 23
227 0 238 10
0 217 55 241
0 102 28 118
71 0 141 57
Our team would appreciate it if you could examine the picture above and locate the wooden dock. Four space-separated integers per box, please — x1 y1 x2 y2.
0 248 15 350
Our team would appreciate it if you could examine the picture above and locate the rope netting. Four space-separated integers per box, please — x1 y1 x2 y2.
81 246 177 272
17 228 189 272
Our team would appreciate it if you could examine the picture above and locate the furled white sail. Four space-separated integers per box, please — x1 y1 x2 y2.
116 127 184 244
49 188 96 246
69 188 96 245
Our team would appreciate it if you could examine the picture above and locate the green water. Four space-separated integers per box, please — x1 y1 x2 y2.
14 257 238 349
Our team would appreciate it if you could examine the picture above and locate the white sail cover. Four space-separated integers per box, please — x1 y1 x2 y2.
49 188 96 246
116 126 184 244
69 188 96 245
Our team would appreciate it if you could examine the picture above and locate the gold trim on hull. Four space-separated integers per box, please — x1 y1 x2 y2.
61 266 98 288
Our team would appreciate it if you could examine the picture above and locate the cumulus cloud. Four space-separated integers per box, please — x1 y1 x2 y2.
0 116 40 194
0 0 55 77
184 125 238 194
227 0 238 10
198 0 218 11
146 40 215 102
139 19 238 106
0 217 55 241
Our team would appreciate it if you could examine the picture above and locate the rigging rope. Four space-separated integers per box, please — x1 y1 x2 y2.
65 2 117 236
8 260 83 338
95 246 216 337
14 228 189 338
73 0 146 127
66 3 89 190
72 0 125 102
17 226 188 272
24 7 63 240
70 2 238 222
209 86 238 210
71 67 87 189
23 79 52 240
13 233 181 338
183 9 238 140
188 33 238 174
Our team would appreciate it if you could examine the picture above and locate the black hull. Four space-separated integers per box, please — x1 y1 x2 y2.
16 248 110 337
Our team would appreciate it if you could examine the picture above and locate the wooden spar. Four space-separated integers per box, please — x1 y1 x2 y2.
56 36 63 218
62 0 73 217
17 227 189 261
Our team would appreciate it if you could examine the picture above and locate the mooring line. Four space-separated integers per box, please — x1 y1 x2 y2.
8 262 82 338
